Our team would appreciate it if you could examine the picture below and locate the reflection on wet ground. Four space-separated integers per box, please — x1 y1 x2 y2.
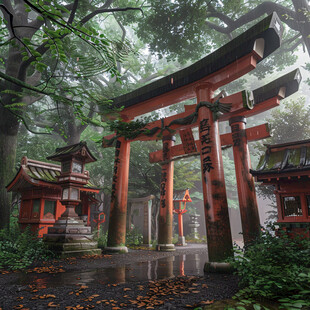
16 254 205 288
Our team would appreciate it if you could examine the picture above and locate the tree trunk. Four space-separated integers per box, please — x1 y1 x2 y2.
0 45 23 229
292 0 310 56
0 105 19 229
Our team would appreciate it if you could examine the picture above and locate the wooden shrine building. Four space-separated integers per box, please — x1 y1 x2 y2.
251 139 310 238
6 156 99 237
101 12 301 261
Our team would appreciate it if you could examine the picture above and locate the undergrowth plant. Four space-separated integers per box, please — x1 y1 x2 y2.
0 225 54 270
126 227 143 246
228 223 310 310
185 232 207 243
95 227 143 248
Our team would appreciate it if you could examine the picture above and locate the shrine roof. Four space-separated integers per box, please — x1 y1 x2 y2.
47 141 97 163
253 69 301 104
250 139 310 180
107 12 283 112
173 189 192 202
6 157 99 192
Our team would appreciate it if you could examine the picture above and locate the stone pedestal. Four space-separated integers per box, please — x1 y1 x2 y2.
104 246 128 254
176 236 187 246
156 243 175 251
188 214 200 239
44 216 101 258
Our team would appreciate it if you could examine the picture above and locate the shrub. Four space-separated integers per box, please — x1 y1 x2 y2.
95 227 143 248
94 228 108 248
126 227 143 246
229 223 310 309
185 232 207 243
0 225 54 270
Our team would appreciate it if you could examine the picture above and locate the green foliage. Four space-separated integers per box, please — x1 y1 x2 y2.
95 227 143 248
94 228 108 249
107 117 155 140
229 224 310 309
172 233 179 244
126 227 143 246
0 225 54 270
185 232 207 244
125 0 305 80
267 98 310 144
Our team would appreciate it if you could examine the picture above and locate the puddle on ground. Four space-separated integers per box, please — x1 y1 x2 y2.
16 254 206 288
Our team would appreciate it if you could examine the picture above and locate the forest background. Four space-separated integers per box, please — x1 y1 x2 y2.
0 0 310 234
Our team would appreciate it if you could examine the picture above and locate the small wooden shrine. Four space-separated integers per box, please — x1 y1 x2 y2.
251 139 310 238
7 155 99 238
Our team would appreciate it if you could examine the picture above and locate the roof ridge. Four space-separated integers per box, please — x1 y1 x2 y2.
265 139 310 150
22 157 61 170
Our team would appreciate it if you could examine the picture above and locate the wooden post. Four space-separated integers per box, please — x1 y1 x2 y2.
178 206 183 237
196 84 233 262
106 137 130 253
157 135 175 251
229 116 260 245
175 203 187 246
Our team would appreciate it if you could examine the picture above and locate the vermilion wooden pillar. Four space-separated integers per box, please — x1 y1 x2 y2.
196 84 233 262
229 116 260 245
178 210 184 237
157 135 175 251
106 137 130 253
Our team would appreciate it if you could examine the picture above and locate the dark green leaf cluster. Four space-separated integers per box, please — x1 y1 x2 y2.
94 227 143 248
108 116 154 140
0 225 54 270
230 223 310 309
267 98 310 144
125 227 143 246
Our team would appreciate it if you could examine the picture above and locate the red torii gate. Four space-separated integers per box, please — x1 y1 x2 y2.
149 69 301 248
102 13 299 261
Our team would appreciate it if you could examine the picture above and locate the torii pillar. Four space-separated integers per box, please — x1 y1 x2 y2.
106 137 130 253
196 84 233 262
229 116 260 245
157 135 175 251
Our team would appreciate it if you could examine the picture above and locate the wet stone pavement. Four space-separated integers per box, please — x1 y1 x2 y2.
0 244 239 309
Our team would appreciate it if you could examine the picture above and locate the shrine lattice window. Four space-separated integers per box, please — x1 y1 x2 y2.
43 200 56 219
32 199 40 218
282 196 302 217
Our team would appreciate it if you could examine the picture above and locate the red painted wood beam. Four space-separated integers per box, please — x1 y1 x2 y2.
102 89 258 147
149 123 270 163
117 53 260 120
219 96 280 121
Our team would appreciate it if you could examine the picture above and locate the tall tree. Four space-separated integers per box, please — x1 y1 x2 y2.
125 0 308 78
0 0 142 229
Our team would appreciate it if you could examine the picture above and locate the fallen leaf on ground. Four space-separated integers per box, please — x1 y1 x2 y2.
200 300 214 305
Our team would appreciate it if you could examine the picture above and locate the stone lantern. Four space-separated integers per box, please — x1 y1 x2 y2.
173 189 192 246
44 141 101 257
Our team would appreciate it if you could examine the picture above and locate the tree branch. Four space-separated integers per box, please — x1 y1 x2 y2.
79 7 143 25
0 70 50 95
67 0 79 25
0 4 15 38
0 99 51 135
206 1 298 35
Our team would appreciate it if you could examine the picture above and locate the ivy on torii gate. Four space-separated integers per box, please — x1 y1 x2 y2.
101 12 301 262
